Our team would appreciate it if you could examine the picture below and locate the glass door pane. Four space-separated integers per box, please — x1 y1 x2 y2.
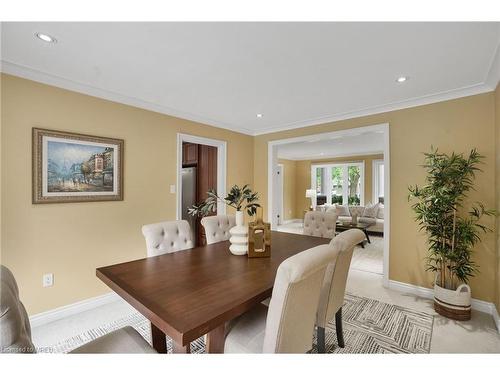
331 166 343 205
315 167 323 194
377 164 384 203
348 165 361 205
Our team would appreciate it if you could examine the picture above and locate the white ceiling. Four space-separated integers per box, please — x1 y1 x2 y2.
2 22 500 135
277 130 384 160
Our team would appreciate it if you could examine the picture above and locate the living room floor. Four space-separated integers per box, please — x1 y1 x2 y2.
277 220 384 274
31 266 500 353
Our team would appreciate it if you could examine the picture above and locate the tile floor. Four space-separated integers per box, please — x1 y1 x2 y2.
277 220 384 274
29 221 500 354
32 269 500 353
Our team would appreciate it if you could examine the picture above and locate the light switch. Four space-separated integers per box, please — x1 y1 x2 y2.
170 185 176 194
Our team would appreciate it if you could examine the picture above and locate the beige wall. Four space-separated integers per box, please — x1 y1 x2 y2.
495 83 500 312
0 73 3 266
254 93 497 303
294 154 383 215
277 159 297 220
0 74 254 315
1 73 498 314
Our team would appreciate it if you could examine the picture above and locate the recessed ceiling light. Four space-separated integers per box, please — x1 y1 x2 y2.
256 113 263 118
396 76 408 83
35 32 57 43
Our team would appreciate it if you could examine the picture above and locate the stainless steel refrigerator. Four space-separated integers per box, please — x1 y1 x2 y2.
181 167 197 242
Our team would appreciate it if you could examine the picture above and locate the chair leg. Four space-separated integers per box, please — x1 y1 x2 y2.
335 308 345 348
317 326 326 353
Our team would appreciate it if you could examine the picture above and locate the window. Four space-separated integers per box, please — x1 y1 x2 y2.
315 168 323 194
372 159 384 204
311 162 364 206
347 164 362 205
331 166 343 204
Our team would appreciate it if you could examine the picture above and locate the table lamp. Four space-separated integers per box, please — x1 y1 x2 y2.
305 189 317 211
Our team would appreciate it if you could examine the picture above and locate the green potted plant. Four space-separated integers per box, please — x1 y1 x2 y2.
408 148 496 320
189 184 260 255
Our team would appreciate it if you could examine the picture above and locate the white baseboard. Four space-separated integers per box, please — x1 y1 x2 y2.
28 279 500 334
493 305 500 334
29 292 121 328
281 219 303 224
388 279 500 333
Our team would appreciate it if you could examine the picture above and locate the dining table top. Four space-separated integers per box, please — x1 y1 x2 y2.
96 230 331 349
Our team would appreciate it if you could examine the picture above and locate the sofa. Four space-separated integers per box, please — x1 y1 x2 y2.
317 203 384 234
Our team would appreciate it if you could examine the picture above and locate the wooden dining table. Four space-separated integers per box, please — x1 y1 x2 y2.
96 231 330 353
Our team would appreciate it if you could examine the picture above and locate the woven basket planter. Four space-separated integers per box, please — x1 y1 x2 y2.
433 283 471 321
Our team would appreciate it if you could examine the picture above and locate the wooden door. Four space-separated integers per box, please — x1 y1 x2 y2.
196 144 218 246
182 142 198 166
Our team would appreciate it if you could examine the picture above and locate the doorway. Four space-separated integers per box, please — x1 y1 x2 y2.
276 164 284 225
177 134 227 246
267 123 390 286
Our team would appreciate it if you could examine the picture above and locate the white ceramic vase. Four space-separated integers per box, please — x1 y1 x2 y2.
229 211 248 255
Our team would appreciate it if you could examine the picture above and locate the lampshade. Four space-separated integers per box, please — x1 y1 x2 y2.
305 189 316 198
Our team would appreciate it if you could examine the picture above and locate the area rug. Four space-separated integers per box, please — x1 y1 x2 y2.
350 236 384 274
50 293 433 354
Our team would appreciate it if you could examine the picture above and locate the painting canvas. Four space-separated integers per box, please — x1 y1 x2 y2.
33 128 123 203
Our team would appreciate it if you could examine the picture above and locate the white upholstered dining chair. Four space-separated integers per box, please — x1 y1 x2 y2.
316 229 365 353
0 265 156 354
141 220 194 257
200 215 236 245
303 211 337 239
224 242 341 353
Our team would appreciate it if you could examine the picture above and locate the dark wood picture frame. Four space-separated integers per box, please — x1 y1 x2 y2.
32 128 124 204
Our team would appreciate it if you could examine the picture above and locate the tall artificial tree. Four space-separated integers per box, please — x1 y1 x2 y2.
408 148 496 290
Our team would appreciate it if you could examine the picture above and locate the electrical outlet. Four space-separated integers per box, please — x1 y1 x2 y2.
43 273 54 287
169 185 176 194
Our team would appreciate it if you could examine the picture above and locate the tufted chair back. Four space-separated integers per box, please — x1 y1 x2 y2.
141 220 194 257
262 243 340 353
1 265 35 353
200 215 236 245
316 229 365 329
303 211 337 238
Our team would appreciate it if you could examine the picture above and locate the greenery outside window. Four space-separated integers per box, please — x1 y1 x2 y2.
311 162 364 206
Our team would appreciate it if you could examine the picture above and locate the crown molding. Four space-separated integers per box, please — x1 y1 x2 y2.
0 60 255 136
279 150 384 161
256 36 500 136
484 33 500 91
2 58 498 138
252 82 494 136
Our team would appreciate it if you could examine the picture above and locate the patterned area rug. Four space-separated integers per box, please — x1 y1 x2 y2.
310 294 433 353
50 293 433 354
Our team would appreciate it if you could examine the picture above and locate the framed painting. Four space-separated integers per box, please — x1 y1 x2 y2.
32 128 124 203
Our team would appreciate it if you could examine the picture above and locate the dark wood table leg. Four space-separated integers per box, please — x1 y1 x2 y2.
364 229 371 244
206 324 225 353
151 322 168 353
172 341 191 353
